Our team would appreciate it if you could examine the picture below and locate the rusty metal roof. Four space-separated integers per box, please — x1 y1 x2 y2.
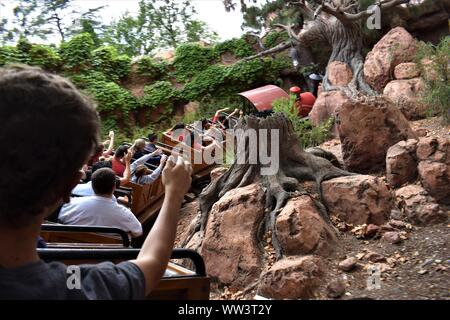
238 85 289 111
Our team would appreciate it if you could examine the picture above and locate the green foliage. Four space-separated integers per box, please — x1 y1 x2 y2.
0 46 22 66
136 56 168 79
214 37 254 58
181 64 227 101
28 44 61 70
140 81 178 110
173 43 218 81
71 71 138 115
59 33 94 70
415 37 450 124
273 96 334 149
92 45 131 81
263 31 289 49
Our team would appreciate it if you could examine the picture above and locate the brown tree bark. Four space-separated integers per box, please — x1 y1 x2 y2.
182 113 353 258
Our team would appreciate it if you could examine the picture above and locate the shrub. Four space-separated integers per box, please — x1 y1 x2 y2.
59 33 94 71
213 37 254 58
28 44 62 70
415 37 450 124
273 96 333 148
136 56 168 79
92 46 131 81
173 43 218 81
140 81 178 110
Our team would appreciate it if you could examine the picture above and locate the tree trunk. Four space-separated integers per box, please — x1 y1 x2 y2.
182 113 353 258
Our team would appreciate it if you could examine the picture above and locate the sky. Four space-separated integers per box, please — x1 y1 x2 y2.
0 0 267 43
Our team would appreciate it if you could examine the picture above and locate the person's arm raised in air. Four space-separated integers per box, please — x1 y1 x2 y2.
212 107 229 123
130 149 163 174
119 149 133 186
102 130 115 157
131 156 192 296
138 154 167 185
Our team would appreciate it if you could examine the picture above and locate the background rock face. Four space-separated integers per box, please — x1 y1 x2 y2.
364 27 418 92
258 255 325 299
276 195 337 256
416 137 450 204
386 139 418 188
336 95 416 173
200 183 265 289
322 175 394 226
383 78 428 120
395 184 448 225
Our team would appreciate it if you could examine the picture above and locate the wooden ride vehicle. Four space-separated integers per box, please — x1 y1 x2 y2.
37 247 210 300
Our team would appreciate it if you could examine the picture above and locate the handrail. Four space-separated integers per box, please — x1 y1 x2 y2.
37 248 206 277
41 224 130 248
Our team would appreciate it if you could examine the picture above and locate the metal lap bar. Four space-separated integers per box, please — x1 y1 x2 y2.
37 248 206 277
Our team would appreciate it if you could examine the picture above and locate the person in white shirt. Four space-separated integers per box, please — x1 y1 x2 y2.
58 168 142 237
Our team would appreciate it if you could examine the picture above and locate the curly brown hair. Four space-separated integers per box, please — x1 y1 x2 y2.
0 65 100 227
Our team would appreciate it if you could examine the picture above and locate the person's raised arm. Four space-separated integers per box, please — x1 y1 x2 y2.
103 130 115 157
139 154 167 185
119 149 133 185
131 156 192 295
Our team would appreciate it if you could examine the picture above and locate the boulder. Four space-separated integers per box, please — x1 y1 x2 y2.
310 91 349 137
386 139 418 188
258 256 325 299
322 175 394 226
364 27 418 92
416 137 450 204
394 62 420 80
338 257 358 272
336 95 416 173
395 184 447 225
383 78 428 120
276 195 337 256
201 183 265 289
327 61 353 86
383 231 402 244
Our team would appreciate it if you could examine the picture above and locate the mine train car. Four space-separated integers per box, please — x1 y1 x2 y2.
238 84 316 118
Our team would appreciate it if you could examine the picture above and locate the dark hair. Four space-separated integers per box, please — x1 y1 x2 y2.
91 168 116 195
171 123 185 131
147 133 157 142
92 160 112 174
0 65 100 227
114 145 128 158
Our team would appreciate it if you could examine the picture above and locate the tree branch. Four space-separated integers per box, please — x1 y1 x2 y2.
240 41 292 62
311 0 410 23
273 23 302 43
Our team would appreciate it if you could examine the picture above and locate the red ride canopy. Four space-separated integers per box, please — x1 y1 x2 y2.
238 85 289 112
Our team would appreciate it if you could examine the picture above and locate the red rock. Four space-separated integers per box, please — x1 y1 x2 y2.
336 95 416 173
386 139 418 188
183 101 200 115
327 61 353 86
366 251 386 263
383 78 428 120
276 195 337 256
389 220 407 229
322 175 394 226
414 128 428 137
416 137 439 160
383 231 402 244
258 256 325 299
338 257 358 272
395 184 447 225
326 279 346 298
394 62 420 80
364 224 380 238
201 183 265 289
418 161 450 204
364 27 418 92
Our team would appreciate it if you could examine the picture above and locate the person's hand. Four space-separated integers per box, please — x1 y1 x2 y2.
124 149 133 163
152 149 163 156
160 154 168 165
109 130 115 139
162 155 192 198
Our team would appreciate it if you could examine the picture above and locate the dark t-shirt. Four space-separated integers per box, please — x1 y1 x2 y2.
0 260 145 300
